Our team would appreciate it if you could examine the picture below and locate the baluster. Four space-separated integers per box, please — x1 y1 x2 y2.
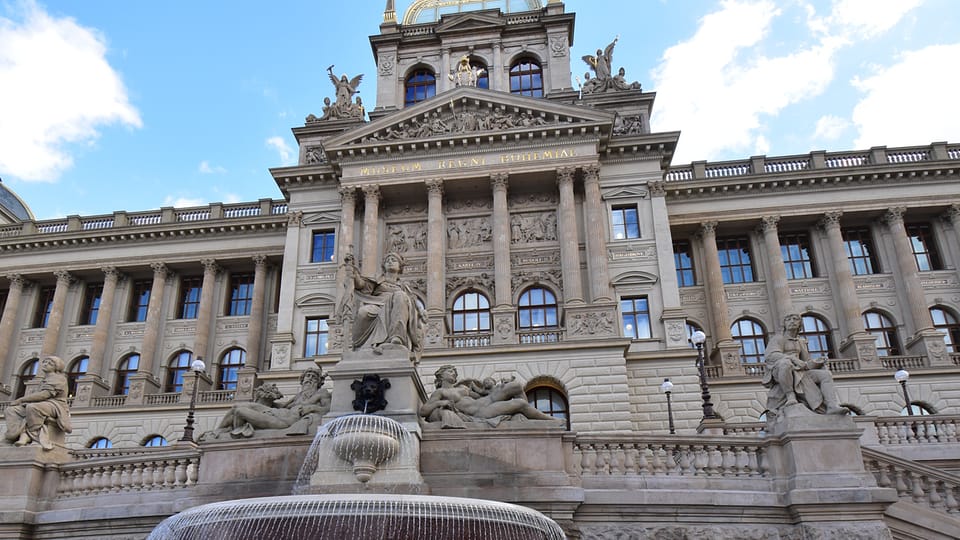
636 444 650 475
130 463 143 491
875 462 892 488
945 420 958 443
581 444 596 475
911 472 926 503
573 445 583 476
174 460 187 487
894 469 910 497
90 467 104 494
721 447 737 477
706 445 722 476
110 466 122 492
676 446 691 475
651 444 665 474
119 463 132 491
746 446 760 476
186 459 199 486
927 476 943 509
59 470 74 497
692 445 708 476
944 482 959 514
163 460 176 488
875 423 888 445
610 444 625 474
735 446 750 476
623 443 638 474
141 462 155 491
595 445 610 474
154 460 165 489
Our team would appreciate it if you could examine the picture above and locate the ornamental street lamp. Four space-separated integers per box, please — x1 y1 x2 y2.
660 378 676 435
180 357 206 443
894 368 914 416
690 330 717 420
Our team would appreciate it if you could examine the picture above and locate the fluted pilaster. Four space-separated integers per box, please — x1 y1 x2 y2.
139 263 168 374
361 184 381 276
87 266 121 378
491 173 511 307
41 270 73 356
557 167 583 304
758 215 793 320
246 255 269 370
193 259 219 361
425 179 445 313
582 164 612 302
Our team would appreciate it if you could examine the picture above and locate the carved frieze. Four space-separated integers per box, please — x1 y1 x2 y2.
448 216 492 249
297 270 337 285
114 325 145 340
679 289 706 305
512 248 560 267
303 145 326 165
511 269 562 293
510 211 557 244
607 243 656 261
725 283 767 301
377 55 395 76
446 198 492 213
384 203 427 218
386 222 428 253
401 260 427 275
567 310 616 337
549 36 567 57
216 319 249 334
854 276 894 291
67 327 94 342
788 280 832 297
612 114 645 136
446 273 494 296
509 192 558 208
361 106 557 142
18 329 45 347
165 321 197 337
920 273 960 289
446 255 494 272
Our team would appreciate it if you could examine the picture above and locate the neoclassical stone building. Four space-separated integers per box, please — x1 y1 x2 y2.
2 1 960 538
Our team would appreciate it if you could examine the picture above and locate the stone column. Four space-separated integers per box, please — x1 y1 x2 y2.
339 187 358 261
245 255 269 370
650 181 689 349
361 184 381 276
139 262 168 375
492 43 503 91
883 207 946 364
425 179 445 314
440 48 451 93
491 173 511 308
818 211 877 364
193 259 219 362
759 215 794 321
41 270 73 356
943 204 960 275
698 222 743 374
328 188 357 354
582 164 612 302
557 167 584 304
87 266 120 379
0 274 27 388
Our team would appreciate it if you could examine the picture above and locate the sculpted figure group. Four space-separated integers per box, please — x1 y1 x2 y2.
580 37 641 94
4 355 72 451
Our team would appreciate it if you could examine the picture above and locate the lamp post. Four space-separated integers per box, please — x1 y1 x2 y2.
180 357 206 443
894 369 913 416
690 330 717 420
660 378 676 435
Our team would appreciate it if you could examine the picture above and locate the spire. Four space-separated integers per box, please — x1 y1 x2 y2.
383 0 396 23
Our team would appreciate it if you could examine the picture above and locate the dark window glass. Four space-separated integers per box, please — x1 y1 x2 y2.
611 205 640 240
115 354 140 395
311 230 337 263
165 351 193 393
404 69 436 107
930 307 960 353
143 435 168 447
15 359 39 398
780 232 815 279
732 318 766 364
178 277 202 319
906 223 942 271
509 58 543 97
33 287 55 328
800 315 834 358
842 227 879 275
674 241 696 287
304 317 329 356
717 237 754 284
67 356 89 398
227 274 255 316
128 281 152 322
218 348 246 390
621 297 651 339
863 311 901 356
901 403 934 416
528 386 569 430
686 321 704 349
452 291 491 334
81 284 103 325
518 287 558 329
88 437 112 449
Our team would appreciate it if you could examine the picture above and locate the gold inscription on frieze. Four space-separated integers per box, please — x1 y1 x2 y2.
360 162 423 177
357 148 578 177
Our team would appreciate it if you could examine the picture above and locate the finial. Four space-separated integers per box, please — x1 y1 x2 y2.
383 0 396 23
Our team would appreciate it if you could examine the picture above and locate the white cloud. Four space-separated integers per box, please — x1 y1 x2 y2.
266 136 295 165
822 0 922 40
0 0 141 181
851 43 960 148
813 114 849 140
198 160 227 174
163 195 205 208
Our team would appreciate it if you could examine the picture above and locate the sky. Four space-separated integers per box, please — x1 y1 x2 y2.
0 0 958 220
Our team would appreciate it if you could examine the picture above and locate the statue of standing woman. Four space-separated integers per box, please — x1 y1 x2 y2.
4 355 72 450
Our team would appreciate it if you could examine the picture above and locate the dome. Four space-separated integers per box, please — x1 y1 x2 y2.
402 0 543 25
0 180 34 222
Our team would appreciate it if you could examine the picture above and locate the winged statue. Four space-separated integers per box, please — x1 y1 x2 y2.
307 65 365 122
582 36 618 81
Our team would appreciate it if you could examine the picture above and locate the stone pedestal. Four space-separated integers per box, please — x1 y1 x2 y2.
181 370 212 403
234 366 259 402
695 416 725 435
714 340 744 377
491 308 516 345
268 334 295 371
906 329 952 366
323 349 427 425
563 302 618 341
72 375 111 408
840 332 880 368
123 373 161 406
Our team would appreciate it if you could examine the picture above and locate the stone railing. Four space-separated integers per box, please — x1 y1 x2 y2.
881 355 927 370
0 199 287 239
665 142 959 182
517 329 564 344
867 415 960 446
199 390 235 403
573 435 768 479
91 395 127 408
448 333 493 348
58 448 201 498
705 354 934 379
145 392 182 405
862 447 960 515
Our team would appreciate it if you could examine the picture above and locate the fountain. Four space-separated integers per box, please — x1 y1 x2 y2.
148 414 566 540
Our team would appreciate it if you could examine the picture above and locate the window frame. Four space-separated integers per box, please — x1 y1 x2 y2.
217 348 246 390
304 317 330 357
310 230 337 264
906 222 943 271
33 287 56 328
178 276 202 320
128 280 152 322
527 384 570 430
226 273 255 316
930 306 960 353
621 296 652 340
509 57 544 97
143 435 169 447
673 240 696 287
779 232 816 280
717 236 755 284
732 318 767 364
451 290 492 335
863 310 901 356
165 350 193 393
15 358 39 399
80 283 104 326
799 314 835 358
517 286 559 330
842 227 880 276
67 356 89 398
114 354 140 395
610 204 640 240
404 69 437 107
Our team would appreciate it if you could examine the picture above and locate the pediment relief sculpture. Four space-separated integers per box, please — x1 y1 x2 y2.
510 211 557 244
360 106 553 143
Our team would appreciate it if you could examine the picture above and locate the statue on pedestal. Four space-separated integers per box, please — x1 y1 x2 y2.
763 314 848 418
449 55 485 88
419 365 563 428
308 65 364 121
580 36 642 94
4 355 72 451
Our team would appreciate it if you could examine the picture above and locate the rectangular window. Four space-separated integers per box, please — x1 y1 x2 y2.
33 287 56 328
227 273 255 316
907 223 942 271
842 227 879 275
178 277 202 319
611 205 640 240
621 297 651 339
80 283 104 325
717 237 754 284
304 317 329 356
128 281 152 322
780 232 815 279
673 240 696 287
310 230 337 263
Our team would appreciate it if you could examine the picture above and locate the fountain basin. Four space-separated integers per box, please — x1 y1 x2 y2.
148 494 566 539
330 416 401 483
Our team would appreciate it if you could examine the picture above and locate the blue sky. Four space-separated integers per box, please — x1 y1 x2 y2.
0 0 957 220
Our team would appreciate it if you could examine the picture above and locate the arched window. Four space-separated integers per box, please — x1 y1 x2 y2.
67 356 89 398
527 384 569 430
509 58 543 97
15 358 39 399
842 404 863 416
473 60 489 89
732 318 766 364
518 287 558 329
930 306 960 353
143 435 168 447
114 354 140 395
405 69 436 107
452 290 491 342
218 348 246 390
88 437 112 449
686 321 704 349
800 314 835 358
165 350 193 393
863 311 901 356
901 403 935 416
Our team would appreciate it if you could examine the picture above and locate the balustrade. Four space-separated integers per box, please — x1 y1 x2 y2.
871 415 960 445
91 395 127 408
58 450 200 498
448 333 493 348
863 447 960 516
517 329 563 344
573 436 767 479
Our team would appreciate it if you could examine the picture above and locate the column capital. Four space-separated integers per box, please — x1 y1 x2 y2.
252 254 269 267
201 258 220 274
582 163 600 183
490 173 509 192
53 270 73 285
819 210 843 230
883 206 906 227
425 178 444 197
943 203 960 224
5 273 27 289
556 166 576 187
149 262 167 277
648 180 666 197
758 215 780 234
362 184 381 199
287 210 303 227
101 266 121 281
698 221 718 237
339 186 357 205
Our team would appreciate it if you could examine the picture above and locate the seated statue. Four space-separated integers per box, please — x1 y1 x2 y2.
202 368 331 440
763 314 847 419
419 365 562 429
4 355 72 451
340 251 426 360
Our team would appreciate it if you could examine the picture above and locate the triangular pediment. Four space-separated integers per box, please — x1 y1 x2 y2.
611 271 659 287
602 186 649 200
323 86 614 152
435 11 505 34
301 211 341 225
